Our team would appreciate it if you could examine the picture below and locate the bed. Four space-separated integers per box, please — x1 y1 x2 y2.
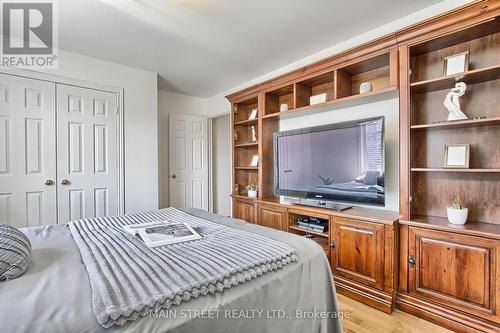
0 208 341 333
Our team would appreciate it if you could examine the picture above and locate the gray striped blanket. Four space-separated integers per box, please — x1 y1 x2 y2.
68 208 297 328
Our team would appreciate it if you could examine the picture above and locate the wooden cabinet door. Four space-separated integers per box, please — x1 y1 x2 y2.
409 227 500 323
232 197 254 223
255 203 287 231
331 217 385 290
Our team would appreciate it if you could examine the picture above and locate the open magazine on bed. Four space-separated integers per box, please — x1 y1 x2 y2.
123 220 202 248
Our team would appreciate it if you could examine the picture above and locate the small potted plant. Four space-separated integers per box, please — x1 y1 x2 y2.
245 184 258 198
447 195 468 225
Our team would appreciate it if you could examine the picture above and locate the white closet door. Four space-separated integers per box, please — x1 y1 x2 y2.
0 73 57 228
56 84 118 222
169 113 208 210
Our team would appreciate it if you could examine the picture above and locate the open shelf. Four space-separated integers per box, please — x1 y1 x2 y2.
234 141 258 147
411 116 500 130
234 123 258 144
235 166 259 170
406 18 500 228
233 168 259 197
231 194 257 200
288 225 329 238
410 17 500 56
262 86 397 119
409 18 500 84
233 96 258 123
410 64 500 93
336 52 390 98
264 84 294 116
295 71 335 108
234 118 257 126
411 168 500 173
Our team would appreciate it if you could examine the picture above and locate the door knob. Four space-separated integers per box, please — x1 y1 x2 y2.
171 174 177 179
61 179 71 185
45 179 54 186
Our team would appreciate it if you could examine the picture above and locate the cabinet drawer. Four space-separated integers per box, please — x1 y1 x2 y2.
331 217 385 290
409 227 500 323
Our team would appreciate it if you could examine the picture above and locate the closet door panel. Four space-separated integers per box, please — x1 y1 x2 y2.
56 85 118 223
0 73 57 227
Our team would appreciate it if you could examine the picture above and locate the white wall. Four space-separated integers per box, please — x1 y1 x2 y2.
280 98 399 212
157 90 207 208
28 49 159 214
212 114 231 216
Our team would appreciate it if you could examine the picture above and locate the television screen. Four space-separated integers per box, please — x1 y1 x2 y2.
274 117 385 206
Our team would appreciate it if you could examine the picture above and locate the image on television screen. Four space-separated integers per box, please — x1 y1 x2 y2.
275 117 385 206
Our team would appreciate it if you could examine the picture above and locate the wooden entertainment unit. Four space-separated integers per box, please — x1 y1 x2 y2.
228 2 500 332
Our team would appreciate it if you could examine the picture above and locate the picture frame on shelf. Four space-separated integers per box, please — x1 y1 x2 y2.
443 51 469 76
443 144 470 168
248 108 258 120
249 154 259 167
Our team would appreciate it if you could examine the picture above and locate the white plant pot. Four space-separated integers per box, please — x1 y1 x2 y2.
247 190 257 198
447 207 468 225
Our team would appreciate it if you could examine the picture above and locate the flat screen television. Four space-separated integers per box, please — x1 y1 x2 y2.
273 117 385 207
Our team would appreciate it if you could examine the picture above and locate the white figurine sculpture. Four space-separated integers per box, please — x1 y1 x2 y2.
251 126 257 142
443 82 468 121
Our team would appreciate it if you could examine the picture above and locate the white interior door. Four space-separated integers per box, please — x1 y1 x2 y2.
169 113 208 210
56 84 118 222
0 73 57 228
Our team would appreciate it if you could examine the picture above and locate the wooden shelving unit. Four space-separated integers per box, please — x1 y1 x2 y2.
234 141 258 147
228 3 500 330
411 168 500 173
410 116 500 130
288 225 329 238
404 17 500 227
397 11 500 332
287 210 331 258
234 119 257 126
231 49 398 200
232 96 260 196
410 64 500 93
262 86 397 119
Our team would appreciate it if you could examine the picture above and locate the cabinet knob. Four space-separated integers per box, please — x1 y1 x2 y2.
171 174 177 179
409 255 416 267
44 179 54 186
61 179 71 185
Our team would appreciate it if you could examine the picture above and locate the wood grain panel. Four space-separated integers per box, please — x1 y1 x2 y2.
411 78 500 126
410 29 500 83
256 202 287 231
259 117 278 199
408 227 500 323
411 172 500 224
232 197 255 223
411 124 500 169
332 217 385 290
